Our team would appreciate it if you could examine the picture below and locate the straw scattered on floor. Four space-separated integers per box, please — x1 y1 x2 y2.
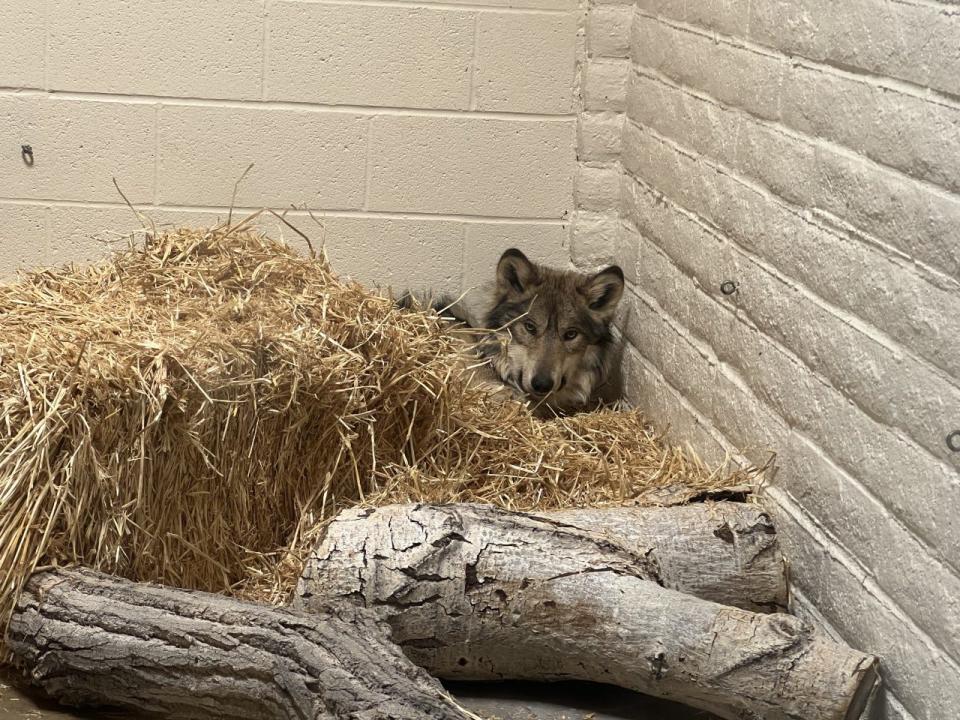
0 222 761 642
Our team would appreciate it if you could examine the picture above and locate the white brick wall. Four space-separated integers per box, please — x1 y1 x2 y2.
570 0 630 272
609 2 960 718
0 0 579 297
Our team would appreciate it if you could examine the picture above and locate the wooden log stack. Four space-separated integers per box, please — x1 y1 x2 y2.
8 502 878 720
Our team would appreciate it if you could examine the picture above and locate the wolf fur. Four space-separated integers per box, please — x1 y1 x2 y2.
398 249 624 416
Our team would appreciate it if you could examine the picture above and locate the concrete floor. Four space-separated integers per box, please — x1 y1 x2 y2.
1 673 717 719
448 681 719 720
0 675 91 720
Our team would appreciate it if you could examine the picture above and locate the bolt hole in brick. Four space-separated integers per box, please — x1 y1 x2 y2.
0 0 957 718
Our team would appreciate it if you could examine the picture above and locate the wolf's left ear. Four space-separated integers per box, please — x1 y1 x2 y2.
496 248 539 295
581 265 624 315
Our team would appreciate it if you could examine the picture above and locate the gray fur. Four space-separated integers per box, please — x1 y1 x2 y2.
397 250 624 416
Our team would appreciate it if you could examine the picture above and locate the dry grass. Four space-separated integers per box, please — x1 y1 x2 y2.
0 220 759 644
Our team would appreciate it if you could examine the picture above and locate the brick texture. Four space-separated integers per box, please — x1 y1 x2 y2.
615 2 960 717
0 4 44 89
367 115 574 218
320 217 464 296
156 105 369 209
48 0 265 100
463 222 571 289
0 0 578 289
474 12 578 114
266 3 473 110
0 96 156 204
572 0 633 278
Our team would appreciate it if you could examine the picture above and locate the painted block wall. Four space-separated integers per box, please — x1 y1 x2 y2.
0 0 579 293
579 2 960 718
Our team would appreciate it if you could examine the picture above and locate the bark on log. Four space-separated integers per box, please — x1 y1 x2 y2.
7 568 473 720
548 502 786 611
296 504 878 720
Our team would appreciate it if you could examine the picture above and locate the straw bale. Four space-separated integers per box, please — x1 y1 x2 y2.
0 220 760 647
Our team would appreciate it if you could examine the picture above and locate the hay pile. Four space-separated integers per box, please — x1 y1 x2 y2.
0 221 756 639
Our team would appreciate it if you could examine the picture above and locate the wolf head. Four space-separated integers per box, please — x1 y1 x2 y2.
482 248 624 413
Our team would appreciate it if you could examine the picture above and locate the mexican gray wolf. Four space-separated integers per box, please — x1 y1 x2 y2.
398 248 625 417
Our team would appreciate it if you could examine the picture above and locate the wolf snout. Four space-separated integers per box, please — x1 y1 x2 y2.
530 372 556 396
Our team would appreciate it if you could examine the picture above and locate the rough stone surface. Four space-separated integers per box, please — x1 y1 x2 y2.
581 59 630 112
748 0 960 99
578 111 624 161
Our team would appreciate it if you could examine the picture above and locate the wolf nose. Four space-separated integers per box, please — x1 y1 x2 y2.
531 373 554 395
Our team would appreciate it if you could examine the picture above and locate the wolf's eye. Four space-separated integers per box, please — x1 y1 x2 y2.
563 329 580 341
522 320 537 334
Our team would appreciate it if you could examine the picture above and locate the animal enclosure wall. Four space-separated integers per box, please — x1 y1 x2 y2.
1 2 958 719
585 2 960 719
0 0 576 290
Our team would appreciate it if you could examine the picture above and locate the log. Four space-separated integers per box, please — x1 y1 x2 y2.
296 504 878 720
549 502 786 611
7 568 474 720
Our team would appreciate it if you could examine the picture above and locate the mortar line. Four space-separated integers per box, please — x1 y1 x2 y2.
890 0 960 11
292 0 571 15
792 427 960 589
631 64 960 228
789 584 927 719
791 584 918 720
788 586 846 643
624 175 960 468
626 264 960 576
625 284 787 439
622 343 744 460
628 201 960 453
630 276 960 633
624 119 960 390
768 485 960 674
0 87 575 122
636 11 960 110
0 197 568 225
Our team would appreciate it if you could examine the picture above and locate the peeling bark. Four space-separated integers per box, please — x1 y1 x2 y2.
296 504 877 720
549 502 786 611
8 568 473 720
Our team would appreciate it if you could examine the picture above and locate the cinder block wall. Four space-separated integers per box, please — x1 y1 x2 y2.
0 0 579 291
605 2 960 719
570 0 632 276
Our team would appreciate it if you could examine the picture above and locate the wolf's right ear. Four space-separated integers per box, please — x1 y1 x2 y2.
496 248 538 295
581 265 624 316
